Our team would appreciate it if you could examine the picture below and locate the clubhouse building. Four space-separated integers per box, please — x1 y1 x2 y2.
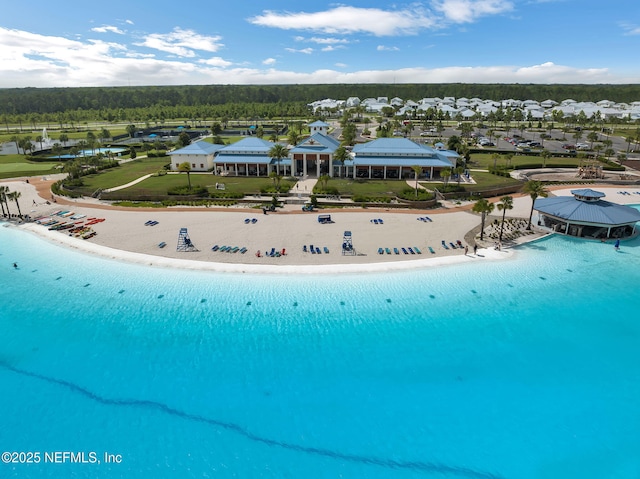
169 120 459 180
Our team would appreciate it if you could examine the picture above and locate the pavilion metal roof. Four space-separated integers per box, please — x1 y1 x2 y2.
534 197 640 225
169 141 224 156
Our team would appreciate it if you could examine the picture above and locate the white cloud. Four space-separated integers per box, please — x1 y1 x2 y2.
125 19 134 25
136 27 224 57
321 45 345 52
91 25 125 35
432 0 513 23
377 45 400 51
0 27 631 87
249 6 437 36
198 57 233 67
285 47 313 54
262 57 277 65
620 23 640 36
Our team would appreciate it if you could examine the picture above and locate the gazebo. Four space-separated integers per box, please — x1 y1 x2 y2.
534 189 640 239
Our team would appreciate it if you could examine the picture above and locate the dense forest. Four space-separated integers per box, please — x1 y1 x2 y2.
2 84 640 116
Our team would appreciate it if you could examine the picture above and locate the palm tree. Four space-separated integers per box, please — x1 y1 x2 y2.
268 143 288 176
440 168 452 191
540 149 551 168
0 186 7 217
454 166 465 187
411 165 422 198
8 191 22 218
472 198 495 241
333 146 350 178
52 143 63 160
318 174 330 192
522 181 548 230
496 195 514 243
0 186 11 217
178 162 192 190
268 171 283 192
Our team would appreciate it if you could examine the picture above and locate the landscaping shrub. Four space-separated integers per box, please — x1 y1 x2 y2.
167 185 208 196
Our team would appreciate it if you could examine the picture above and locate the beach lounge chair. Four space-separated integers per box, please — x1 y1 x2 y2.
394 247 399 255
449 242 457 249
244 218 250 224
378 219 384 224
316 247 321 254
385 247 391 254
428 246 435 254
378 247 384 254
401 247 409 254
269 247 275 257
281 248 286 256
251 218 258 223
426 217 433 222
414 247 422 254
417 217 425 222
324 246 329 254
240 247 247 254
303 245 307 252
441 241 449 250
231 247 239 253
408 247 415 254
211 245 219 251
158 242 166 248
145 220 154 226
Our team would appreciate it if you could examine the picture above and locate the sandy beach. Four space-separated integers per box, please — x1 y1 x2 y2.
3 177 639 273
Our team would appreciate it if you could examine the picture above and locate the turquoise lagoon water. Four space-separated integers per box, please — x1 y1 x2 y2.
1 218 639 479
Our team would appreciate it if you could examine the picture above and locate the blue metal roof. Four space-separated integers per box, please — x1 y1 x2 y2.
351 156 453 168
534 196 640 225
215 155 290 166
290 133 340 154
219 137 280 154
169 141 224 156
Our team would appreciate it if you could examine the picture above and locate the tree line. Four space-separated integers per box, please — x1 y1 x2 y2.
3 83 640 117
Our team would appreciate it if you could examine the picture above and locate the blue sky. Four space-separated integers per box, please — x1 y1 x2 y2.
1 0 639 88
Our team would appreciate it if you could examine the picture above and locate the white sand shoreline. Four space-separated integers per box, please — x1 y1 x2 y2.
3 179 638 274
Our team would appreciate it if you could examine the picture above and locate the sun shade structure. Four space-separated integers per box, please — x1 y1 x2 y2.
534 189 640 239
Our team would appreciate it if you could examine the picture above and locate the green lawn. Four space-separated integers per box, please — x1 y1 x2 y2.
111 174 291 196
459 171 523 192
315 178 411 196
0 154 62 179
469 152 581 169
80 158 171 190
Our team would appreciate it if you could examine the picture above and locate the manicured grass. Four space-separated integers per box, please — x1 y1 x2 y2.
114 174 289 196
315 178 411 196
469 152 581 169
0 154 62 179
80 158 171 190
460 171 523 192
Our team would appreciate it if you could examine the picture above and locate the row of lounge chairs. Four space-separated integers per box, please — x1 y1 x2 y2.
256 248 286 257
145 220 159 226
618 191 640 196
244 218 258 224
303 244 330 254
441 239 464 250
378 246 423 255
417 217 433 222
370 218 384 224
211 245 248 254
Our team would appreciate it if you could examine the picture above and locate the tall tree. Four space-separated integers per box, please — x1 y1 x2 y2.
178 162 192 190
522 181 548 230
411 165 422 198
496 195 514 243
472 198 495 241
8 191 22 218
268 143 288 176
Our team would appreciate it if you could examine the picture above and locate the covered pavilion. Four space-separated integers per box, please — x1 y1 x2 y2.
534 188 640 239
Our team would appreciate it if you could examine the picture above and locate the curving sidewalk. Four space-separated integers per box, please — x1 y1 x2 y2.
102 174 154 192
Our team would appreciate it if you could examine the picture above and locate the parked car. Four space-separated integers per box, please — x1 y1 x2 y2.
562 143 575 150
529 141 541 147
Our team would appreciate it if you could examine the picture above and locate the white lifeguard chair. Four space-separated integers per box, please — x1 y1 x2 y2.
177 227 198 252
342 230 355 255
